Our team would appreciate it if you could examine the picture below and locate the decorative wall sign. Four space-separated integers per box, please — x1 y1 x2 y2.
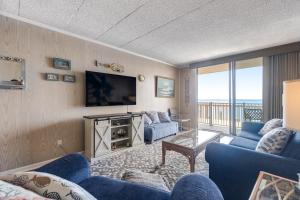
0 54 26 89
45 73 59 81
0 55 24 63
53 58 71 70
138 74 145 82
95 60 124 73
63 74 76 83
155 76 175 98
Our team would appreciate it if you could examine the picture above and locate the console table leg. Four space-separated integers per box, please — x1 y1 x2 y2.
189 156 195 172
162 145 166 165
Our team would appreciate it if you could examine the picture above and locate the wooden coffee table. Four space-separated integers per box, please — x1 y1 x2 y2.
161 130 221 172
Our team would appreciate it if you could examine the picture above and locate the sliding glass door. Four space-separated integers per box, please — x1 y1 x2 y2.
234 58 263 134
197 57 263 135
198 63 230 134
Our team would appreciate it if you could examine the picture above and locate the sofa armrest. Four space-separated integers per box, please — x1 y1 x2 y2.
171 174 223 200
241 121 264 133
205 143 300 200
33 153 90 184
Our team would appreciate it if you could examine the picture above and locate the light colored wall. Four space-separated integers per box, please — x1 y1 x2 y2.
0 16 179 171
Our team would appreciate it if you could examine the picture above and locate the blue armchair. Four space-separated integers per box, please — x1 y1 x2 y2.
205 121 300 200
34 153 223 200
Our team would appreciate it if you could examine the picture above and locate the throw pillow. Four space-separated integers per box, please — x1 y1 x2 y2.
144 114 153 125
256 127 292 155
0 180 51 199
0 171 96 200
258 118 283 135
146 111 160 124
121 170 170 192
158 112 171 122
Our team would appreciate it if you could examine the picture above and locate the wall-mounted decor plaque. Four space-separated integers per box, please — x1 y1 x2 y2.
45 73 59 81
63 74 76 83
53 58 71 70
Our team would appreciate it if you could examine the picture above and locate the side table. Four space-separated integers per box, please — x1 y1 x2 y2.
250 171 300 200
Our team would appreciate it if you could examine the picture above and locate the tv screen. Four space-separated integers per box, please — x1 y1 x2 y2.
85 71 136 107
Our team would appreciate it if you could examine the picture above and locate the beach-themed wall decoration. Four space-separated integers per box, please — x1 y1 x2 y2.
45 73 59 81
95 60 124 73
63 74 76 83
53 58 71 70
155 76 175 98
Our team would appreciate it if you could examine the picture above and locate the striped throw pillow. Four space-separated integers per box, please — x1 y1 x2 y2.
256 127 291 155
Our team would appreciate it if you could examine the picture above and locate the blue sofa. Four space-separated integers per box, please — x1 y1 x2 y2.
205 121 300 200
34 153 223 200
144 121 178 143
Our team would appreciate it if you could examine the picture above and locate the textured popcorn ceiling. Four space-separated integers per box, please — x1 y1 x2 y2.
1 0 300 66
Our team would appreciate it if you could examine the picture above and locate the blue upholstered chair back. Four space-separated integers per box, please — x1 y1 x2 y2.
281 132 300 160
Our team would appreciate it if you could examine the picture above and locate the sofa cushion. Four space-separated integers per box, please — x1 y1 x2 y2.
121 170 170 192
79 176 170 200
258 118 283 135
0 180 51 199
256 127 292 155
144 122 178 143
144 114 153 125
238 131 261 141
158 112 171 123
146 111 160 123
281 132 300 160
230 137 258 150
0 171 96 200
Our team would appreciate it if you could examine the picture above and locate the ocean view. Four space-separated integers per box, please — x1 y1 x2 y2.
198 99 262 104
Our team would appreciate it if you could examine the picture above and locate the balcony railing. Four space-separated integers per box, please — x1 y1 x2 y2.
198 102 263 128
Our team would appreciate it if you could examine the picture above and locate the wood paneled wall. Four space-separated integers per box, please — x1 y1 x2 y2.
0 16 179 171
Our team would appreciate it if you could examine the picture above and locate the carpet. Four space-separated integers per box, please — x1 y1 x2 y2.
90 140 209 189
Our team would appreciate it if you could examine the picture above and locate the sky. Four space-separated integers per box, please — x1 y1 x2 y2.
198 66 262 100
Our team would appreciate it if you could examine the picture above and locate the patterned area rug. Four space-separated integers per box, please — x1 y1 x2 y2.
90 140 209 189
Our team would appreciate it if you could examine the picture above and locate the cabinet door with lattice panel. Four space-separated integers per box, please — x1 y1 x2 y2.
131 115 144 146
94 119 111 157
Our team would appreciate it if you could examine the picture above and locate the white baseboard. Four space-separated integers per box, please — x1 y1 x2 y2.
0 151 84 175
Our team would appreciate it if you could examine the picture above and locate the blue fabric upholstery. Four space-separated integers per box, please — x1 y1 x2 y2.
34 153 90 184
241 122 264 133
35 153 223 200
171 174 223 200
230 136 258 150
144 121 178 143
237 131 262 141
206 142 300 200
206 121 300 200
79 176 170 200
281 133 300 160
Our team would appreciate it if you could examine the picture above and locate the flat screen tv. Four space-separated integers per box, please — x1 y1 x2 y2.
85 71 136 107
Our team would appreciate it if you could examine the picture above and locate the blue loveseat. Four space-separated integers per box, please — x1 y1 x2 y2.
205 121 300 200
34 153 223 200
144 121 178 143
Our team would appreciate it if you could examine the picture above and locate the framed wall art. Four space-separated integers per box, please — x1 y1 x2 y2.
53 58 71 70
155 76 175 98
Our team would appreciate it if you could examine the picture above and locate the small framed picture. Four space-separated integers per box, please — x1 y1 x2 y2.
63 74 76 83
53 58 71 70
45 73 59 81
